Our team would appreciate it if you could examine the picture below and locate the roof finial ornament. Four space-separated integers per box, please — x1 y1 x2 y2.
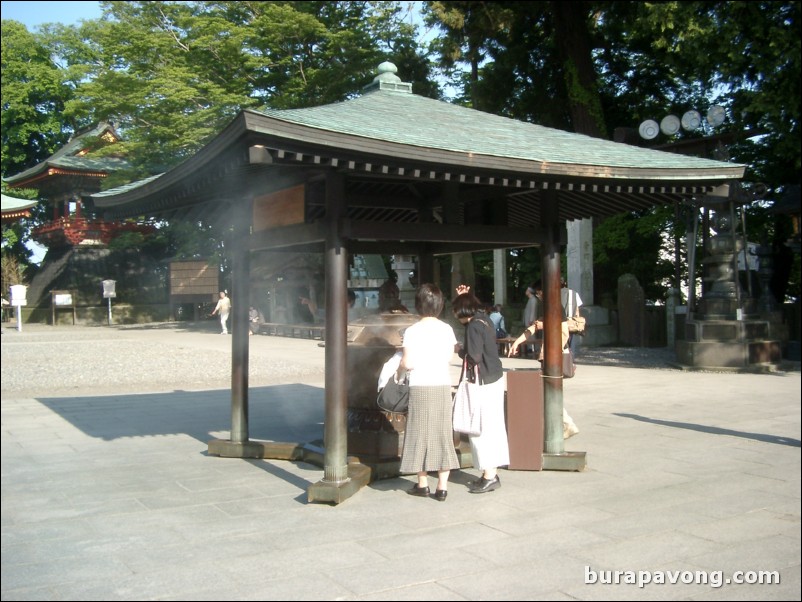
377 61 400 81
363 60 412 94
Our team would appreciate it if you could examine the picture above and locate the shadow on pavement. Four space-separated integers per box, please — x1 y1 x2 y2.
36 383 325 446
614 412 801 447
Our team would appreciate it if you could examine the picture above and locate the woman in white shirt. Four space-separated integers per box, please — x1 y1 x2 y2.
398 283 460 502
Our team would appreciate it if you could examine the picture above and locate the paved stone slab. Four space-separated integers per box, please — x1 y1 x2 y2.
1 324 799 600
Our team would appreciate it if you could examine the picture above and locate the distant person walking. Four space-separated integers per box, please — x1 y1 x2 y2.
211 291 231 334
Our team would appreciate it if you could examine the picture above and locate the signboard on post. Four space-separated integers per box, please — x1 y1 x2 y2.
51 290 77 325
10 284 27 332
102 280 116 325
102 280 117 299
169 260 218 320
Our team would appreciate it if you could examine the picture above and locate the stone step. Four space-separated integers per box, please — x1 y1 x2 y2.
685 318 772 342
676 339 782 369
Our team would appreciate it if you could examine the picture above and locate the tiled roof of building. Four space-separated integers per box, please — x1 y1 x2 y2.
4 122 128 186
90 62 745 230
259 87 739 175
1 193 37 213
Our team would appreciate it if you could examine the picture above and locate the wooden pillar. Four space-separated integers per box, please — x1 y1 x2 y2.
540 190 565 455
541 190 586 471
322 171 348 483
441 181 470 293
309 171 370 504
230 197 252 443
493 248 507 306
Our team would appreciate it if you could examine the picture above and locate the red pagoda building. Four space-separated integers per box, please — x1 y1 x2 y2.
4 123 158 314
4 122 154 248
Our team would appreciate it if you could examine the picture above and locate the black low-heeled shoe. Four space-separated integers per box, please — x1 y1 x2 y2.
407 484 430 497
468 475 500 494
433 489 447 501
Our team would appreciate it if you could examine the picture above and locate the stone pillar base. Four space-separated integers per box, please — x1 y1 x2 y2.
308 464 371 504
542 451 587 471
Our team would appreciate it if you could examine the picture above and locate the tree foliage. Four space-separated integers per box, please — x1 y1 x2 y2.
1 1 799 304
1 1 431 285
423 0 800 302
1 20 74 177
42 0 432 175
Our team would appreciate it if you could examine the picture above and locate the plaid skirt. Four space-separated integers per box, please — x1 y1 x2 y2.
399 385 460 474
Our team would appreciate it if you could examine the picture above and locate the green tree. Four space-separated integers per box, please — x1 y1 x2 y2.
423 1 800 302
1 20 75 176
46 0 431 176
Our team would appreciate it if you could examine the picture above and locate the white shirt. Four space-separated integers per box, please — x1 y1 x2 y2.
401 318 457 387
561 288 583 318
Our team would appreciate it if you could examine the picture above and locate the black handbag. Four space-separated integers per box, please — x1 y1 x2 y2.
377 373 410 414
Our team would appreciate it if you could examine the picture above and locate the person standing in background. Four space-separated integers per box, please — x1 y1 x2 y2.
378 275 408 313
521 282 542 357
211 290 231 334
522 284 538 328
488 304 507 338
560 277 584 358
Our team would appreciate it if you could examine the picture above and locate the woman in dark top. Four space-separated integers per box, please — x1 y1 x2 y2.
452 285 510 493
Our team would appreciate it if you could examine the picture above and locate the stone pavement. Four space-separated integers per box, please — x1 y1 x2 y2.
1 323 800 601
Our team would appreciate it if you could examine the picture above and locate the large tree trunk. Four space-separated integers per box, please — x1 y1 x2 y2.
551 1 607 139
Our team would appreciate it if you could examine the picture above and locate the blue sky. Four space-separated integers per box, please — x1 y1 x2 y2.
1 1 102 29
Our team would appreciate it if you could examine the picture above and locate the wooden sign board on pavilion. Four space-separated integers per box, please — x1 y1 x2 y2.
169 260 219 320
253 185 305 232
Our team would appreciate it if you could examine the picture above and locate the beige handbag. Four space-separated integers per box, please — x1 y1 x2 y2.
567 315 586 335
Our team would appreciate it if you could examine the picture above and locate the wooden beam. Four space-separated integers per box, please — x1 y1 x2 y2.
341 219 546 246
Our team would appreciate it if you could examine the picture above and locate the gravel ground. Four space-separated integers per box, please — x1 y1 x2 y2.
2 321 797 397
0 322 327 396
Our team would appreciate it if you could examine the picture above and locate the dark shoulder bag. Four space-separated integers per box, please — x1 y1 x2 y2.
377 372 410 414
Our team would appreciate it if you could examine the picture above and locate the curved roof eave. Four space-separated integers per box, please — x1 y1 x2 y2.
243 109 745 183
92 91 746 214
1 193 38 213
93 113 251 209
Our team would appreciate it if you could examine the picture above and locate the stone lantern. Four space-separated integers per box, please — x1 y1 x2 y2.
676 183 786 370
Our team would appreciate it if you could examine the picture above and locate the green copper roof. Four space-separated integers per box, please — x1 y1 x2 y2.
4 122 128 186
90 63 745 226
258 88 742 174
1 193 37 213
